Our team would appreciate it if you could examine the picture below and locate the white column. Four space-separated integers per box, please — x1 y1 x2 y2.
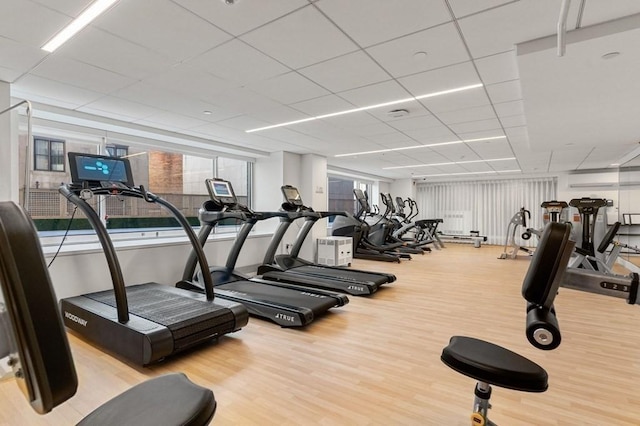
0 81 19 202
299 154 328 261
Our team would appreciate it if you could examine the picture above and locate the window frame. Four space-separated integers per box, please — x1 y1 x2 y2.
34 137 66 172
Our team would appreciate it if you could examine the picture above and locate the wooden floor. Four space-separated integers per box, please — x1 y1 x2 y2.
2 244 640 425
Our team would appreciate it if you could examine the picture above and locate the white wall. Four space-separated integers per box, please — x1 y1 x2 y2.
389 178 415 200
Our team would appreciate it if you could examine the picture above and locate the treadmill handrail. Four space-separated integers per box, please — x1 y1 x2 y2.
140 187 215 301
59 185 130 323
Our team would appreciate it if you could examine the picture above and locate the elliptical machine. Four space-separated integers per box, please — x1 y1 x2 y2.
498 207 534 259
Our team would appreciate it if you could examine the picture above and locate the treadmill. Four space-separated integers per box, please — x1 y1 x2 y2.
179 178 348 327
59 152 249 366
258 185 395 296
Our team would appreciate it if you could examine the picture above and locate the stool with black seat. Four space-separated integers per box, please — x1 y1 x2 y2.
442 222 574 425
0 201 216 425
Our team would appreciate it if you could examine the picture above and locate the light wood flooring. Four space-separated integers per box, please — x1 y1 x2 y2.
2 244 640 425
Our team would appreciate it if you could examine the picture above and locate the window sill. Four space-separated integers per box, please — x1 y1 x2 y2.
40 229 274 257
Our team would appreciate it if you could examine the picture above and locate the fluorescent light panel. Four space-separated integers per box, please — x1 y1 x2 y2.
413 169 521 178
383 157 515 170
42 0 120 52
245 83 483 133
334 135 506 158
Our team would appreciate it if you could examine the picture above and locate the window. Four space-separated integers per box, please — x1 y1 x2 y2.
327 176 372 221
105 144 128 158
22 135 253 234
34 138 65 172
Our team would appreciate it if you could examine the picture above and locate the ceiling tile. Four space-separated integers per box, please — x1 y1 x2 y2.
30 0 94 16
78 96 163 121
298 51 390 92
12 75 103 109
366 23 470 78
0 66 22 83
290 94 356 116
494 99 525 117
207 87 285 116
458 0 582 58
466 139 514 158
403 125 458 143
0 0 70 46
316 0 451 47
474 50 519 84
56 28 176 80
449 118 502 134
112 82 235 122
436 105 497 125
174 0 309 36
144 63 231 101
499 114 527 128
31 56 136 94
388 115 442 132
135 112 210 131
338 80 410 107
240 5 358 69
0 36 46 77
322 111 382 129
248 106 311 124
247 72 330 105
188 39 290 85
485 80 522 103
448 0 515 18
398 61 481 97
579 1 640 27
420 89 491 114
95 0 232 61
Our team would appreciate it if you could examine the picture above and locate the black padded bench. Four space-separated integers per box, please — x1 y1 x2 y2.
441 222 573 425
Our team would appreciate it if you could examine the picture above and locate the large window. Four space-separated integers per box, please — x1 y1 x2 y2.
21 135 252 233
105 144 128 157
34 138 65 172
328 176 372 220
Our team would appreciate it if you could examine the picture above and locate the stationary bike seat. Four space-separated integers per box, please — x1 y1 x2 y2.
441 336 548 392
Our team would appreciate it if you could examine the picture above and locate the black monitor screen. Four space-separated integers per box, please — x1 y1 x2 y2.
282 187 302 204
205 179 237 205
68 152 133 186
211 181 232 197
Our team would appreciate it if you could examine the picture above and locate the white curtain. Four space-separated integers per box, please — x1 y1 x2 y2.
415 178 557 245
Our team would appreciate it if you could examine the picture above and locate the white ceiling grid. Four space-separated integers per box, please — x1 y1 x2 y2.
3 0 640 180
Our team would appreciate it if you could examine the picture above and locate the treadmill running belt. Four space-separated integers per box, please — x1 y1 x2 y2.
285 265 384 285
85 284 235 345
218 280 338 312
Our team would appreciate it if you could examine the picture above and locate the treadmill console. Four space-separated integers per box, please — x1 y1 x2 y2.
281 185 304 207
205 178 237 206
68 152 133 188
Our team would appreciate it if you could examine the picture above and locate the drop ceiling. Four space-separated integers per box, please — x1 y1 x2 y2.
3 0 640 180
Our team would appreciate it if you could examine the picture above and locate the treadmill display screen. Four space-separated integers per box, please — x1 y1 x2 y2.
205 179 237 204
283 187 302 205
68 152 133 186
212 181 232 197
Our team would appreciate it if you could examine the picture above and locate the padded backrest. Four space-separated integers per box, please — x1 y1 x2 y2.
597 221 621 254
0 202 77 414
522 222 574 308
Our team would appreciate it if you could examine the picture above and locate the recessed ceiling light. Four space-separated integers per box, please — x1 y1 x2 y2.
245 83 483 133
42 0 120 52
601 51 621 60
413 51 428 62
387 109 409 118
383 157 515 170
203 110 213 115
